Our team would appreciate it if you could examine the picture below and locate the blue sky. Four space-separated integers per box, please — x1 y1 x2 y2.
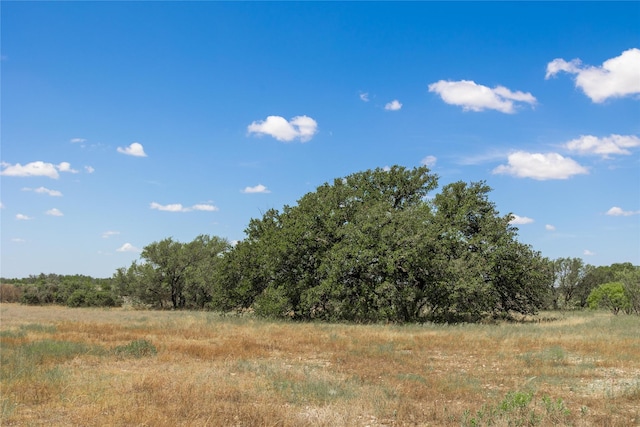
1 2 639 278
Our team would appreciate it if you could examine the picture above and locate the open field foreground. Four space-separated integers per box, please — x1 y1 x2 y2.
1 304 639 426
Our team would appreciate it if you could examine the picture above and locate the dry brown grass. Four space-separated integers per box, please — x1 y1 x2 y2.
1 304 638 426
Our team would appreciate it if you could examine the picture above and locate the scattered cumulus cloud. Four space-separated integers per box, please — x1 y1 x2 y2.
45 208 63 216
192 204 219 211
16 214 32 220
117 142 147 157
57 162 78 173
70 138 86 143
116 243 140 253
545 224 556 231
150 202 218 212
102 230 121 238
150 202 191 212
564 134 640 157
247 115 318 142
1 161 78 179
509 214 534 225
359 92 370 102
606 206 640 216
12 238 26 243
583 249 596 256
492 151 588 180
420 155 437 167
85 166 95 173
22 186 63 197
428 80 536 113
545 48 640 103
242 184 271 194
384 100 402 111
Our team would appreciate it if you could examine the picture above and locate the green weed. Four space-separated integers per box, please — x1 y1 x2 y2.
462 391 571 426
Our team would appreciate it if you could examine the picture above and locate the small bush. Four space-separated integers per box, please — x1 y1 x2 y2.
0 284 22 303
587 282 630 314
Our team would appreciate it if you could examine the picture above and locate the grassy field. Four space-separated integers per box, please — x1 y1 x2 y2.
1 304 638 426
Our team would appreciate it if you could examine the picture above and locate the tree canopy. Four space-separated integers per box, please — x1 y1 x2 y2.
213 166 553 322
115 235 230 309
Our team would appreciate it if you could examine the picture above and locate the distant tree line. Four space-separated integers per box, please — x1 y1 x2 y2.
1 274 117 307
2 166 639 321
550 258 639 315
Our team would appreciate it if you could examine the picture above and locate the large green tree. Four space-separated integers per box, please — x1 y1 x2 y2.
116 235 230 309
429 181 552 321
216 166 552 322
552 257 587 308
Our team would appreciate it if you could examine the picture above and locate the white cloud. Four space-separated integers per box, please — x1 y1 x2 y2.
1 161 78 179
22 186 63 197
545 58 581 78
545 48 640 102
16 214 32 220
428 80 536 113
509 214 534 225
420 155 437 167
242 184 271 194
384 100 402 111
102 230 121 238
565 134 640 157
117 142 147 157
70 138 86 143
12 238 26 243
45 208 63 216
606 206 640 216
57 162 79 173
85 166 95 173
150 202 218 212
150 202 189 212
359 92 370 102
545 224 556 231
583 249 596 256
192 204 219 211
116 243 141 253
247 115 318 142
492 151 588 180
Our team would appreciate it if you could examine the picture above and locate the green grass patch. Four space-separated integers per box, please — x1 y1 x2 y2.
114 339 157 358
271 371 356 404
21 339 105 364
0 329 26 339
396 372 427 384
520 346 568 368
462 390 572 426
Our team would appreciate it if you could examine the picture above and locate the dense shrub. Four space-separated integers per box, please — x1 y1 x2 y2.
587 282 630 315
0 283 22 303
